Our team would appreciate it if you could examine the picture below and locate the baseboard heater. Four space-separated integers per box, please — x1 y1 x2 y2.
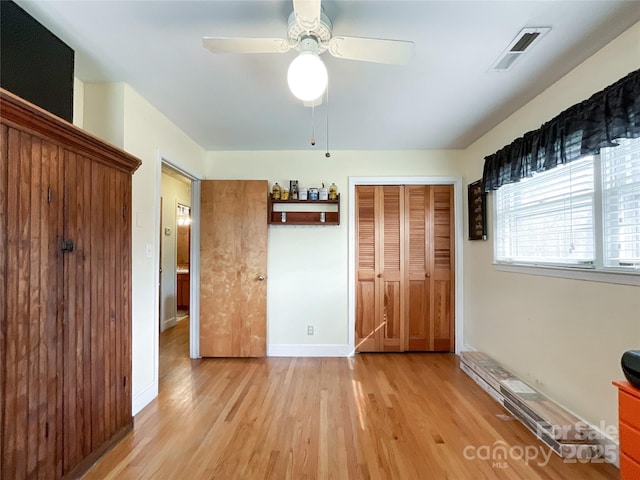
460 351 617 462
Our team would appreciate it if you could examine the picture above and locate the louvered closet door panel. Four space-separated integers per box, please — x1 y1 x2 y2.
63 155 132 475
430 186 455 352
355 186 378 351
380 186 404 352
1 127 64 479
405 186 432 351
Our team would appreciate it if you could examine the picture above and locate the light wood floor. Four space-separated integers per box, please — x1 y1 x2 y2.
83 321 618 479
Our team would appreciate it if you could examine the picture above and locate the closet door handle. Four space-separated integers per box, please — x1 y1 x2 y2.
425 273 431 278
257 274 265 281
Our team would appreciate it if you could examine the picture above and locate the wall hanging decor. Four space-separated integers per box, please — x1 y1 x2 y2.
468 180 487 240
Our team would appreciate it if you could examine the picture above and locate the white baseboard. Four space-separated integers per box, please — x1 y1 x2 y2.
267 344 353 357
161 316 176 332
461 344 477 352
132 381 158 416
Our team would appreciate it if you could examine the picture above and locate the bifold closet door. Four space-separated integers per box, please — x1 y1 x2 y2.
1 126 65 478
355 184 455 354
355 185 405 352
405 185 454 352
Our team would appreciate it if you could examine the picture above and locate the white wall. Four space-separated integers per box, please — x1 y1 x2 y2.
82 82 206 414
461 22 640 432
206 150 464 351
160 173 191 332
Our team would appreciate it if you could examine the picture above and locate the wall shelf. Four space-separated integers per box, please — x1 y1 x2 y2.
268 194 340 225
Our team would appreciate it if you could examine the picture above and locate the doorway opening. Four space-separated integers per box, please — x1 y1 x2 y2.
159 164 194 371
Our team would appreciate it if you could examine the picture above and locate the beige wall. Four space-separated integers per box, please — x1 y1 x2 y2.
206 149 465 348
461 22 640 432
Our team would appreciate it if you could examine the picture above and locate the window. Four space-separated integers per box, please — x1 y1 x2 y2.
495 137 640 274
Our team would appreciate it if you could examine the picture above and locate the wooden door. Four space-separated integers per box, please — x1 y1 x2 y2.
355 186 405 352
355 184 455 354
405 185 454 351
1 126 65 479
429 186 455 351
200 180 268 357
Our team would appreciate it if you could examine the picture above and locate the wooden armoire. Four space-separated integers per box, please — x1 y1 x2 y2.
355 185 455 352
0 89 141 479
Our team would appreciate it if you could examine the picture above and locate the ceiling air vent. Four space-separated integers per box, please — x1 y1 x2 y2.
490 27 550 72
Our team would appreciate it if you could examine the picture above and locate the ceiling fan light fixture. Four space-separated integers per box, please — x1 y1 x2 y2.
287 37 327 102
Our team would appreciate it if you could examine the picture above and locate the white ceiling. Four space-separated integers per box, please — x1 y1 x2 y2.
16 0 640 151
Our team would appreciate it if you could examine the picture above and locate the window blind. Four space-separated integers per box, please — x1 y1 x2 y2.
601 138 640 268
495 157 595 265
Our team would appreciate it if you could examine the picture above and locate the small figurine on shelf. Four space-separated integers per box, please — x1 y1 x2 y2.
328 183 338 200
272 182 281 200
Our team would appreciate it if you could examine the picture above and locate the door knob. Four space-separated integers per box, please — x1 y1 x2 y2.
377 273 382 278
425 273 431 278
257 275 265 281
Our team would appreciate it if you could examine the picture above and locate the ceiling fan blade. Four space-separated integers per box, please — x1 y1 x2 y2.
293 0 322 30
328 36 414 65
202 37 290 54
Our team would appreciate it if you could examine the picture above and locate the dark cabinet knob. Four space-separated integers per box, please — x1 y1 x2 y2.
61 240 75 253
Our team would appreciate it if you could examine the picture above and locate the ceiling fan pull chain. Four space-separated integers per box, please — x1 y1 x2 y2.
310 103 316 146
325 82 331 158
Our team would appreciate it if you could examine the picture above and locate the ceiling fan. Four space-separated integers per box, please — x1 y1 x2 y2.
202 0 414 102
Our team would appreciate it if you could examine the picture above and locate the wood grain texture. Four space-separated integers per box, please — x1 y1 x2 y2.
356 185 453 353
0 88 140 174
84 322 618 480
1 92 135 479
200 180 268 357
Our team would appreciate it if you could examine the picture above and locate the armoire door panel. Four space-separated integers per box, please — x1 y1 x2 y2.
62 151 82 469
62 154 132 474
1 128 64 479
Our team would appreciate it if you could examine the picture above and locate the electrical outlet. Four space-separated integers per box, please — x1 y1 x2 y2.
307 325 314 336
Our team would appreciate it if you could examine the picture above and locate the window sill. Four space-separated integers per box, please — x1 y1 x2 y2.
493 263 640 286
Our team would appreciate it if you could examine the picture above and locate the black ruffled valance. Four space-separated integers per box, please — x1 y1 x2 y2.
482 68 640 192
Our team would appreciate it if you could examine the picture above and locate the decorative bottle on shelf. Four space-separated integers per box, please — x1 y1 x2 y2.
272 182 281 200
319 183 328 201
328 183 338 200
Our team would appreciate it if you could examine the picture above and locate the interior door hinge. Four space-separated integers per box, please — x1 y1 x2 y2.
48 187 52 204
122 205 127 219
123 376 127 388
45 422 49 438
